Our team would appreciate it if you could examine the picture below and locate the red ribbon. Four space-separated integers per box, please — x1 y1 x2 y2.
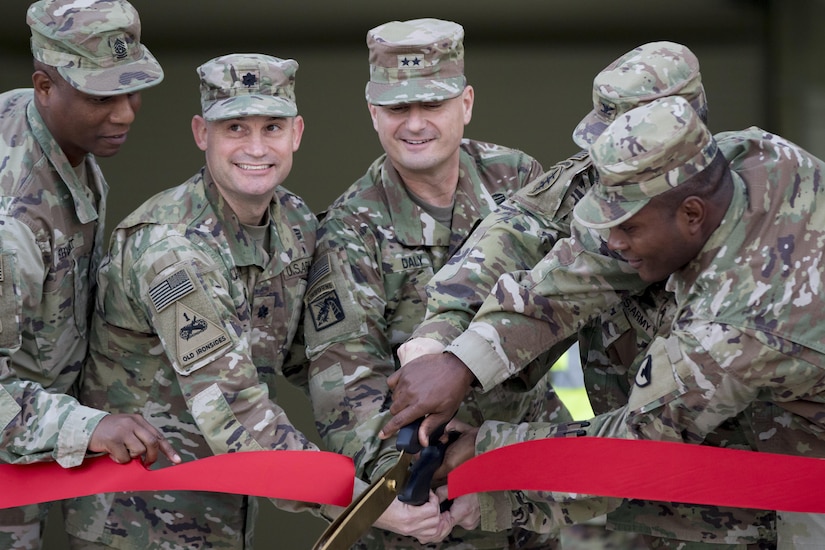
0 450 354 509
448 437 825 513
8 440 825 513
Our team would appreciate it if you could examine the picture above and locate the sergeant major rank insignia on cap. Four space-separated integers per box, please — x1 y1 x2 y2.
111 36 128 60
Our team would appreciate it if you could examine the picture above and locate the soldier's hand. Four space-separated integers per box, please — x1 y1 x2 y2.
89 414 182 466
381 352 475 446
432 423 478 487
436 486 480 531
373 491 447 544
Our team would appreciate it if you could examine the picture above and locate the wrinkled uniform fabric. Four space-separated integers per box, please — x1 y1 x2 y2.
63 170 322 549
0 89 110 549
449 128 821 546
413 150 774 547
304 139 558 548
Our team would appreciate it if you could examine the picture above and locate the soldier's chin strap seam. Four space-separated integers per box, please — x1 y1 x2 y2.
448 437 825 513
0 450 354 510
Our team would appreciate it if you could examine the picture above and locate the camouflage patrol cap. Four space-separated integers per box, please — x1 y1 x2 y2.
197 54 298 121
27 0 163 96
573 96 718 230
365 18 466 105
572 41 707 149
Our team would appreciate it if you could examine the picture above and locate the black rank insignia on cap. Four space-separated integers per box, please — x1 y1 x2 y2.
241 71 259 88
111 36 128 61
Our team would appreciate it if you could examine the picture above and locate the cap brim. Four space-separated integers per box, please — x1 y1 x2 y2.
573 188 649 230
60 46 164 96
571 109 609 150
366 76 465 105
203 95 297 121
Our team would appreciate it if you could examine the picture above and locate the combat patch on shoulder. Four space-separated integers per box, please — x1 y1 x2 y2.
149 268 195 313
148 263 234 375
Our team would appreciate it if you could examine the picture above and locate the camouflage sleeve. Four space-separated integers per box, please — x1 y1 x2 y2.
413 153 589 347
0 377 106 467
303 217 400 482
446 222 648 391
476 489 619 535
469 320 807 534
126 233 320 453
618 323 815 446
0 216 105 467
414 193 570 346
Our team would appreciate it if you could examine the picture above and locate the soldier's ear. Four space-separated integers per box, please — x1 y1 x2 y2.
32 69 54 103
191 115 208 152
679 196 706 234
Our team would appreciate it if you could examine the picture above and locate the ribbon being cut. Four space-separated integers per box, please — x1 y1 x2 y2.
0 450 355 508
2 439 824 513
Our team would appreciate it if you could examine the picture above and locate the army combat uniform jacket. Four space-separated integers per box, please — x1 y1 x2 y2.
63 170 322 549
0 89 109 468
303 139 556 548
449 129 821 543
412 151 775 545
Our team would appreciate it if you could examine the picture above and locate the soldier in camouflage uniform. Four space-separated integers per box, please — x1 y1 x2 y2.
396 43 776 549
61 53 443 550
302 18 562 548
390 95 825 547
0 2 178 549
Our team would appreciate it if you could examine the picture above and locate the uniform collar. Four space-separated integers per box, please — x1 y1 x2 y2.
27 99 106 225
201 169 285 270
379 146 488 251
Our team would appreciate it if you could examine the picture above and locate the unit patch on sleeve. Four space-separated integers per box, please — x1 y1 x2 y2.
308 286 346 331
176 301 231 370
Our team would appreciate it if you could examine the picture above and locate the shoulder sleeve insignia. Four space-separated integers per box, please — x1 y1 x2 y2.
176 301 231 371
308 288 346 331
635 355 653 387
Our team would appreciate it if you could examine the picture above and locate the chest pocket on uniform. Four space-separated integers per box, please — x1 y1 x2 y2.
250 257 309 370
0 253 20 350
383 252 434 344
34 233 90 372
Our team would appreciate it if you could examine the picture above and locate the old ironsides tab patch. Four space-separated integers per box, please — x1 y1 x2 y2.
150 268 195 312
176 302 231 368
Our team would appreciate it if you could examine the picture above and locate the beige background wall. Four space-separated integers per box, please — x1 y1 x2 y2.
1 0 823 547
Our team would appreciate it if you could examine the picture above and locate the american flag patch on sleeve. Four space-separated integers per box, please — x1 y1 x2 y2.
149 268 195 312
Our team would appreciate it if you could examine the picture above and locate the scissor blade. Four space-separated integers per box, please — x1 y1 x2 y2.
312 452 412 550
